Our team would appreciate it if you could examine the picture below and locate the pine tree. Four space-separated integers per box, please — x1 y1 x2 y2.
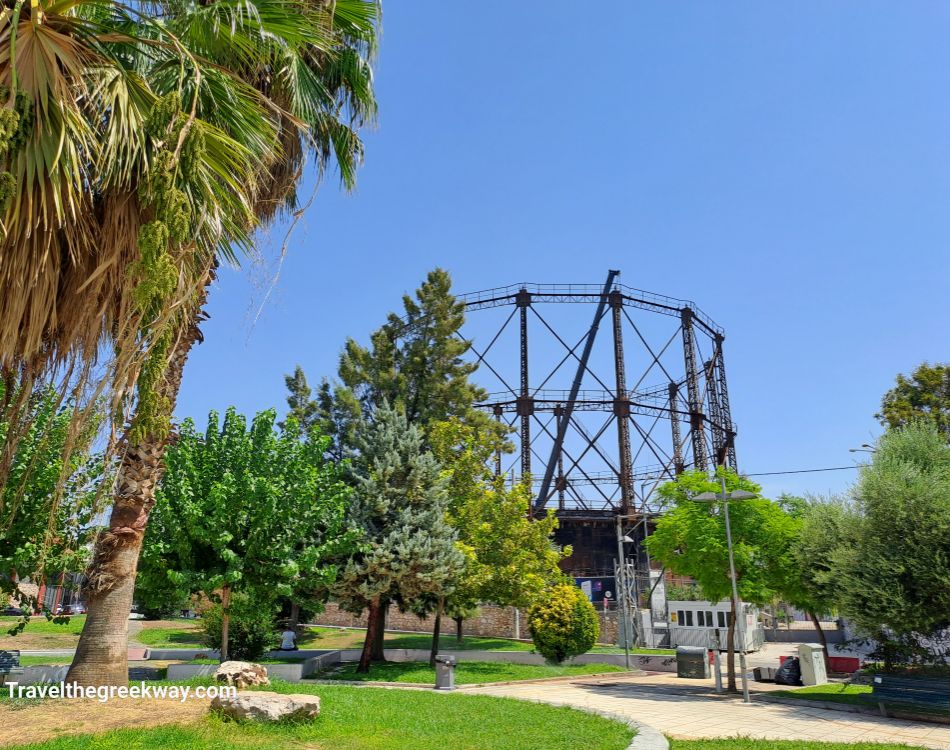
280 366 319 434
331 405 464 673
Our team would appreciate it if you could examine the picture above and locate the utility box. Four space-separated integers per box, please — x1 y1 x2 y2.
798 643 828 686
676 646 710 679
434 654 457 690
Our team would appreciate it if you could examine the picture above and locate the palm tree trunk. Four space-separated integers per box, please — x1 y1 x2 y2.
66 283 210 687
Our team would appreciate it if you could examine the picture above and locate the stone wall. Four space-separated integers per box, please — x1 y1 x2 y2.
311 602 622 645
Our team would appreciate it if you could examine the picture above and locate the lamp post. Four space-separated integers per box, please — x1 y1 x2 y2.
693 477 757 704
615 516 636 670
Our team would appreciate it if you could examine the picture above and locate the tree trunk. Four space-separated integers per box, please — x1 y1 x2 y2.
66 280 211 687
429 598 443 667
808 611 831 673
726 597 737 693
358 597 382 674
370 601 387 662
220 585 232 663
455 616 463 646
289 601 300 629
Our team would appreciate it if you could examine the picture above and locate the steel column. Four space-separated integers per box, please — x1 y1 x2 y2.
713 334 737 469
681 308 708 471
610 290 634 515
516 288 532 480
668 382 684 475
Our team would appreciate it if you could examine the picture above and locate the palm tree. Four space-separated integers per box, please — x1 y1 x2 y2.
0 0 377 685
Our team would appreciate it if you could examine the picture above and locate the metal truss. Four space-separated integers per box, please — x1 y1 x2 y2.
460 270 738 517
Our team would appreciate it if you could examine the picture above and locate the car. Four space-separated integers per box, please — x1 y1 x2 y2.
1 606 25 617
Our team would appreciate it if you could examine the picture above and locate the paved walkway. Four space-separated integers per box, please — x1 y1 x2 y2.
467 674 950 749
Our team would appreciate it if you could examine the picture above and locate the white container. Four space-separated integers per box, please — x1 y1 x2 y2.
798 643 828 686
667 600 764 653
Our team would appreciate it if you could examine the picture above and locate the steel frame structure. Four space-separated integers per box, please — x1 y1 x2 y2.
458 270 738 519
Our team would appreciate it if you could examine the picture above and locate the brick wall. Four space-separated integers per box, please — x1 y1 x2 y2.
312 602 621 645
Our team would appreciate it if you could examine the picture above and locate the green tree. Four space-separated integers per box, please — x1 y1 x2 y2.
528 584 599 664
0 384 100 624
430 418 568 660
779 495 856 669
332 405 464 673
319 270 498 657
646 469 798 691
338 268 488 434
878 362 950 436
136 407 354 661
280 366 319 435
836 422 950 667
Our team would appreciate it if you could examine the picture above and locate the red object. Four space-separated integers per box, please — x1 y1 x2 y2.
829 656 861 673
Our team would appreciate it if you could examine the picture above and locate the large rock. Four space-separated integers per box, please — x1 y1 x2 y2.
214 660 270 689
211 691 321 722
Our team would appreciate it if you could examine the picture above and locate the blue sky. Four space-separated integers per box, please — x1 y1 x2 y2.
176 2 950 501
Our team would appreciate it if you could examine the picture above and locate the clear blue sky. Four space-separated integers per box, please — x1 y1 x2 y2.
176 2 950 501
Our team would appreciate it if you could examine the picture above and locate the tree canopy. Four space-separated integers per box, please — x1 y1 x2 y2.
137 407 355 658
836 421 950 660
878 362 950 435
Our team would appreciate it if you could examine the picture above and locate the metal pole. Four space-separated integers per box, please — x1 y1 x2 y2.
721 475 750 704
615 516 631 670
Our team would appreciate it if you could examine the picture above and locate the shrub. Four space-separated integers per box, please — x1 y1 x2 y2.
528 584 599 664
199 593 279 661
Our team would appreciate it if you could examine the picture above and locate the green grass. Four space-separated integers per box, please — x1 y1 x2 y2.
772 683 872 706
0 615 86 635
16 655 73 666
298 626 674 655
1 683 634 750
136 626 204 648
670 741 920 749
314 659 626 684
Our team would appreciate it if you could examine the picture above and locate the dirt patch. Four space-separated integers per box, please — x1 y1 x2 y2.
0 697 208 747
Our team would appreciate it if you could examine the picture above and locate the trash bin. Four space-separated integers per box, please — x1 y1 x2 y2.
434 654 457 690
798 643 828 686
676 646 710 679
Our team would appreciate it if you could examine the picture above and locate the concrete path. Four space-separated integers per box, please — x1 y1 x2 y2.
467 674 950 749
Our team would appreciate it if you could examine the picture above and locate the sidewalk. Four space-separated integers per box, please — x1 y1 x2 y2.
466 673 950 749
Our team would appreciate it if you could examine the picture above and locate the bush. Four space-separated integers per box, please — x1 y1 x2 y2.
528 584 599 664
199 593 279 661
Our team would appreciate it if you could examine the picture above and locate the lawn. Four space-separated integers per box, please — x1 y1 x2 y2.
314 659 626 684
0 615 87 650
135 622 203 649
298 626 674 655
670 741 920 749
772 683 871 706
17 655 73 666
0 683 634 750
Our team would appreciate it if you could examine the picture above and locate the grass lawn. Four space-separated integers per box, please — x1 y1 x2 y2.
314 659 626 684
135 620 203 648
772 683 872 706
17 655 73 666
669 741 921 749
0 683 634 750
298 626 674 655
0 615 87 650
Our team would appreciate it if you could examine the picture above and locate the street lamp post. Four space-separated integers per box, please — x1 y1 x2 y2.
693 476 757 704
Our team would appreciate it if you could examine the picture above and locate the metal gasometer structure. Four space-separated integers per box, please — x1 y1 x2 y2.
457 270 738 579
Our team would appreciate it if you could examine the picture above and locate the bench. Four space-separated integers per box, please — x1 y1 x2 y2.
864 674 950 717
0 650 24 686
